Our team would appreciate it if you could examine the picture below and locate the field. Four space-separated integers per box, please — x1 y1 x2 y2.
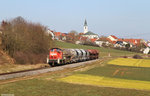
0 65 150 96
0 77 149 96
81 64 150 81
59 74 150 90
1 41 150 96
108 58 150 67
58 58 150 91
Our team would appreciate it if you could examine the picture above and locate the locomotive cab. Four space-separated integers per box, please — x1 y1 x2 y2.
47 48 63 66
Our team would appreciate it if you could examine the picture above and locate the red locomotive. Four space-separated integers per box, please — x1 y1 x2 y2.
47 48 99 66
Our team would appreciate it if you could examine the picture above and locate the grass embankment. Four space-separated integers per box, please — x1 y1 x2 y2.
0 64 49 74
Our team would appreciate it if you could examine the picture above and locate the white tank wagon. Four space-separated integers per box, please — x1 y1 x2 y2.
75 49 83 61
69 49 78 62
80 49 87 61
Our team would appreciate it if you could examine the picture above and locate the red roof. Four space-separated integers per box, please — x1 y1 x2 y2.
110 35 118 39
54 32 61 36
118 39 142 45
79 33 84 35
61 33 66 36
79 36 88 41
90 39 97 42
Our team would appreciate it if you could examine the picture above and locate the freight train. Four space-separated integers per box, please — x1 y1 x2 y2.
47 48 99 66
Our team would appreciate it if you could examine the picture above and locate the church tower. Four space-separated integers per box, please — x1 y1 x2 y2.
84 19 88 34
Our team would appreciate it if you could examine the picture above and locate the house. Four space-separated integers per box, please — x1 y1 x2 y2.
47 29 55 40
90 38 97 42
76 36 88 44
107 35 118 44
118 38 146 46
53 32 62 40
95 41 105 47
143 47 150 54
114 41 128 48
147 41 150 47
107 35 146 47
107 35 118 42
61 33 67 40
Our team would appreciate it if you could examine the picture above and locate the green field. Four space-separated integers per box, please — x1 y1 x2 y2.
81 64 150 81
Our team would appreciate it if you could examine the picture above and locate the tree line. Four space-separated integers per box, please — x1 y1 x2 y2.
0 17 54 64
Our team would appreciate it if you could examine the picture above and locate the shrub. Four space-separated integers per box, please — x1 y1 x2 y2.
133 55 143 59
122 56 128 58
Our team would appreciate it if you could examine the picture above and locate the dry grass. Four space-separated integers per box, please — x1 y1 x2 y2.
0 63 49 74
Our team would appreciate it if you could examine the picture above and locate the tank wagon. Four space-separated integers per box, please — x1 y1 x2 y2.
47 48 99 66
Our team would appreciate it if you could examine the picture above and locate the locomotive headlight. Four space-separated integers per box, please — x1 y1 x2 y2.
58 59 60 64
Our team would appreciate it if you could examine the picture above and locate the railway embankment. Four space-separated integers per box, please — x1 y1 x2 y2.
0 59 99 80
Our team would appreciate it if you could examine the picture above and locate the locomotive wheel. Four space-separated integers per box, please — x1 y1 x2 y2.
49 62 55 67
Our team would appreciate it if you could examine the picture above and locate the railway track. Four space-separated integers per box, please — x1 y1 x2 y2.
0 59 99 80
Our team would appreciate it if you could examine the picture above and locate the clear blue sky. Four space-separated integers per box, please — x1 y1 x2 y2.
0 0 150 40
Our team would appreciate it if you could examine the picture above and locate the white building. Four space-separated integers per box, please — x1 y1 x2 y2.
82 20 99 39
82 31 99 39
47 29 55 40
107 35 118 42
143 47 150 54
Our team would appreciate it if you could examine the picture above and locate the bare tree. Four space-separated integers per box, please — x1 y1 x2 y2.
1 17 54 64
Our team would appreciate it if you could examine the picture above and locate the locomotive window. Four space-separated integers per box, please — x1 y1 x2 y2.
50 49 55 52
57 49 61 52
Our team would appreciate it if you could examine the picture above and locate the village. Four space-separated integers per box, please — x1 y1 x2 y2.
47 20 150 54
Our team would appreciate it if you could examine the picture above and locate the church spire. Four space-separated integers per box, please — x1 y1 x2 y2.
84 19 87 26
83 19 88 34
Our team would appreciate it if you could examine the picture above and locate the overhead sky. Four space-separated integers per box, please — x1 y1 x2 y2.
0 0 150 40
